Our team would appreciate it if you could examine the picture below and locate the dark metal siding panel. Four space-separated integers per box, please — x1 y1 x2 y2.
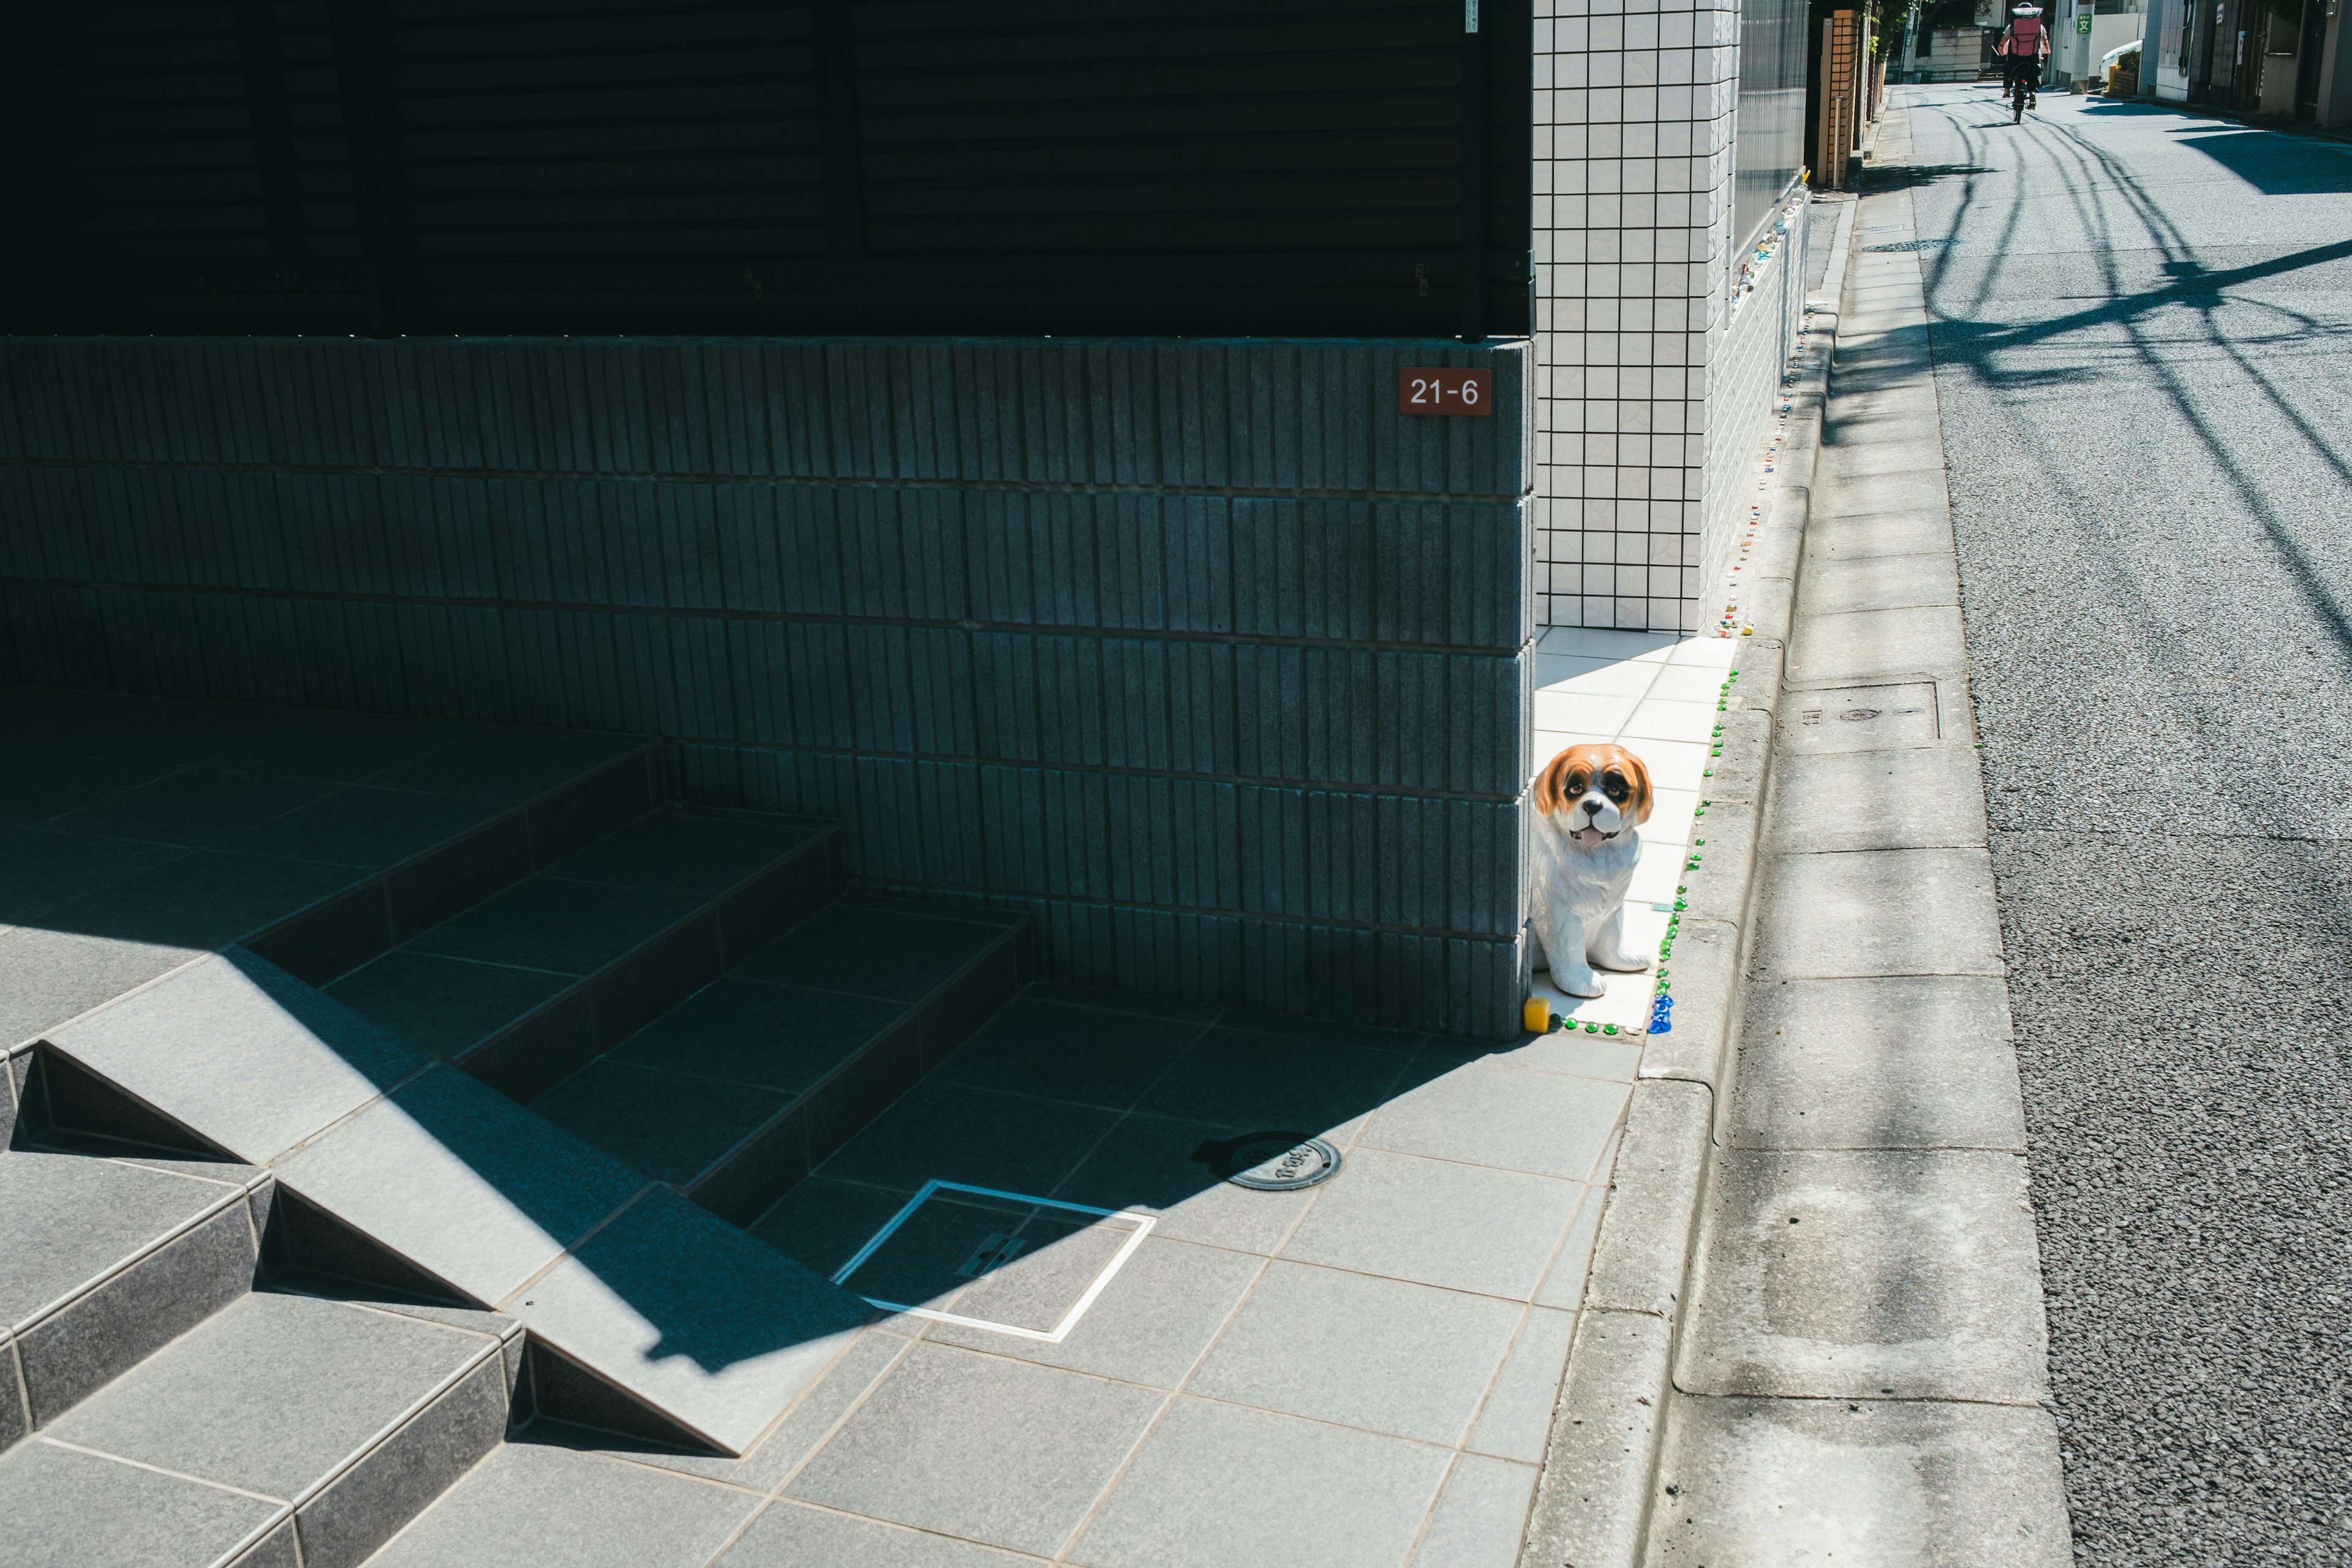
6 4 268 262
1 0 1531 337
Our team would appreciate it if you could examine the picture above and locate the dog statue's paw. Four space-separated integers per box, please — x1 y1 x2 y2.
1557 967 1607 999
1591 951 1652 974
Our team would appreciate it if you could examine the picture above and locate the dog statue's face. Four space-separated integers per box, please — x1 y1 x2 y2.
1534 744 1654 850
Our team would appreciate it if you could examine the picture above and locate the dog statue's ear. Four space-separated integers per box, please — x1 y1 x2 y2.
1620 748 1654 824
1532 751 1572 816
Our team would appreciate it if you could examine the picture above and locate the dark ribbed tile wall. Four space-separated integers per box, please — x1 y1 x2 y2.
0 337 1533 1037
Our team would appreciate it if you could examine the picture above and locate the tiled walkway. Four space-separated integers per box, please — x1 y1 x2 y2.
778 1016 1626 1565
1529 628 1740 1033
380 985 1640 1568
374 631 1748 1568
7 658 1733 1568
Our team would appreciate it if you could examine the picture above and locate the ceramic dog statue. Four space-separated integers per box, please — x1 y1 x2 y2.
1528 742 1655 998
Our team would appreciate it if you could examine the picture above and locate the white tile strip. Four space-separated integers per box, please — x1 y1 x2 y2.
1528 631 1740 1035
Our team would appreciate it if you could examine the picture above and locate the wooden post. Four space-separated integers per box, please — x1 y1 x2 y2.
1817 18 1836 185
1818 11 1859 187
1865 23 1876 134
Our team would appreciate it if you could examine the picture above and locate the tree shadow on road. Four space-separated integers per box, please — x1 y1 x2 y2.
1889 91 2352 671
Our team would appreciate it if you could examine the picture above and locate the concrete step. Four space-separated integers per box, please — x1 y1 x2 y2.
1 686 661 1057
7 690 886 1457
0 1287 519 1568
0 1145 270 1443
36 952 873 1455
317 805 840 1102
238 732 663 991
529 892 1028 1227
358 1437 769 1568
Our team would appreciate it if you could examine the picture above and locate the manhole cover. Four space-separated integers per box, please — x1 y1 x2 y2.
1781 682 1940 753
1218 1134 1343 1191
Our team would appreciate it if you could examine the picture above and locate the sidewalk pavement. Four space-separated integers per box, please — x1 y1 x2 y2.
1517 202 1847 1568
1520 105 2075 1567
1644 102 2071 1566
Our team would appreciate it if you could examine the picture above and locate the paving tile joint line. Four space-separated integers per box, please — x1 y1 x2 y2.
15 1175 265 1333
283 1336 507 1510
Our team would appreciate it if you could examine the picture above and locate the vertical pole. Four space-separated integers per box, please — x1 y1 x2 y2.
1528 247 1538 350
329 0 398 334
1830 11 1856 186
1816 18 1836 183
1855 12 1870 143
1461 0 1487 341
1858 13 1872 145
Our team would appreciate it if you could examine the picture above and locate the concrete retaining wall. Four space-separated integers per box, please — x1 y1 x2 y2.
0 336 1535 1037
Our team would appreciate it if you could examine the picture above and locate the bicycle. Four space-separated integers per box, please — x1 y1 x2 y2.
1996 4 2046 121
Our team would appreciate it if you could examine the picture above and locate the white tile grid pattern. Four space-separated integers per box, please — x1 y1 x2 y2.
1531 0 1813 637
1523 298 1814 1033
1528 629 1737 1033
1532 0 1742 634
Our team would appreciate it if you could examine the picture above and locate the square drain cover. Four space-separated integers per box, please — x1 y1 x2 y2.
832 1180 1153 1344
1781 682 1940 753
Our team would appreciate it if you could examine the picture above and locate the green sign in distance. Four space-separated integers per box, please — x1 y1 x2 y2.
2076 15 2092 31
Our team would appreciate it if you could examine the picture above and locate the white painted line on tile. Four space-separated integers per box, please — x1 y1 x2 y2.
830 1178 1157 1345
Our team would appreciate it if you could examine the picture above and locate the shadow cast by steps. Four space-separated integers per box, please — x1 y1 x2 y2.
6 682 1627 1469
23 946 1610 1468
0 689 883 1455
20 949 873 1452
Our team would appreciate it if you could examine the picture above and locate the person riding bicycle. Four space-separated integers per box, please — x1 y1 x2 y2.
1997 2 2050 110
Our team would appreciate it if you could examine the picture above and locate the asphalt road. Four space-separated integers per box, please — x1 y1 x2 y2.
1888 85 2352 1564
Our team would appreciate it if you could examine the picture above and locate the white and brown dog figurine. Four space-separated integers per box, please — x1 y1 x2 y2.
1529 743 1654 998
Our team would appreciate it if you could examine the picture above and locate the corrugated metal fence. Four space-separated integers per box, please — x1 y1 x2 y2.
2 0 1532 338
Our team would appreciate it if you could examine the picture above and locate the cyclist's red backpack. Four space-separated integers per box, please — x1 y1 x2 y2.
2010 12 2044 48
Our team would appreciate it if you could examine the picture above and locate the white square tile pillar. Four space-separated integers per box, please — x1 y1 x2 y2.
1532 0 1741 633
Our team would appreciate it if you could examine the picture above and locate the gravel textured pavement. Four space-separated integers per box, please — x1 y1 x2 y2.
1807 189 1847 293
1887 86 2352 1564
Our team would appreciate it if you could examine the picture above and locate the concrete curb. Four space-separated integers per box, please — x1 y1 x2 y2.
1519 191 1860 1568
